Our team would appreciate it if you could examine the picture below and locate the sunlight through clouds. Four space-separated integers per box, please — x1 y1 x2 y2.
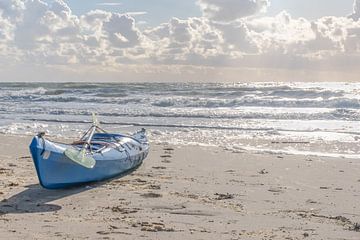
96 3 122 6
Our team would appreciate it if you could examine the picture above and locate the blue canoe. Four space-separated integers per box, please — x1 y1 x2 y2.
29 129 149 189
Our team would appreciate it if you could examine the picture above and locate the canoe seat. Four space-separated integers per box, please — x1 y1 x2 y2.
71 140 113 151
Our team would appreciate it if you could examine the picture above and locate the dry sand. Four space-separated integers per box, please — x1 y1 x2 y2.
0 134 360 239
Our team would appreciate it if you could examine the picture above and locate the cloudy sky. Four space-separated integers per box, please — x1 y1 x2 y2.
0 0 359 82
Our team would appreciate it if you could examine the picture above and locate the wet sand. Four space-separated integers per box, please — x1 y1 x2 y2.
0 135 360 239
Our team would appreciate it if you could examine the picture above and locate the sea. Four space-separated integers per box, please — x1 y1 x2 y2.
1 82 360 158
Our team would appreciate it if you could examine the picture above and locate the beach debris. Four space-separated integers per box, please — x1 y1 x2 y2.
258 169 268 174
160 155 172 158
214 193 234 200
303 232 309 237
350 223 360 232
332 215 350 224
319 186 329 189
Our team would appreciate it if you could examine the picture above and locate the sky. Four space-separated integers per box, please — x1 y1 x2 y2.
62 0 202 26
61 0 355 25
0 0 359 82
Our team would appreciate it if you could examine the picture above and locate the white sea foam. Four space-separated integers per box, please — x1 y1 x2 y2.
1 82 360 158
234 145 360 159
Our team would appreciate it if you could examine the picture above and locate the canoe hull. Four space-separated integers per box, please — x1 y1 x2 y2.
29 135 149 189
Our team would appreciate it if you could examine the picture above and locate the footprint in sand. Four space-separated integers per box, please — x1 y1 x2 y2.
160 154 172 163
7 182 19 187
147 184 161 190
140 192 162 198
258 169 269 175
132 221 175 232
97 230 132 236
0 168 13 176
163 147 174 151
268 187 285 194
214 193 234 200
306 199 319 204
163 147 174 155
110 206 140 214
152 166 166 170
160 147 174 163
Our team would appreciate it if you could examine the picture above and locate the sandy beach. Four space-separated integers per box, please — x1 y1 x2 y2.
0 134 359 239
1 0 360 238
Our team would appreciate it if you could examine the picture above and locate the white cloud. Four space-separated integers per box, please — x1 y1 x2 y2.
103 13 141 48
197 0 270 22
124 12 147 16
349 0 360 20
0 0 147 65
144 17 226 64
0 12 14 42
97 3 122 6
0 0 25 21
0 0 359 82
